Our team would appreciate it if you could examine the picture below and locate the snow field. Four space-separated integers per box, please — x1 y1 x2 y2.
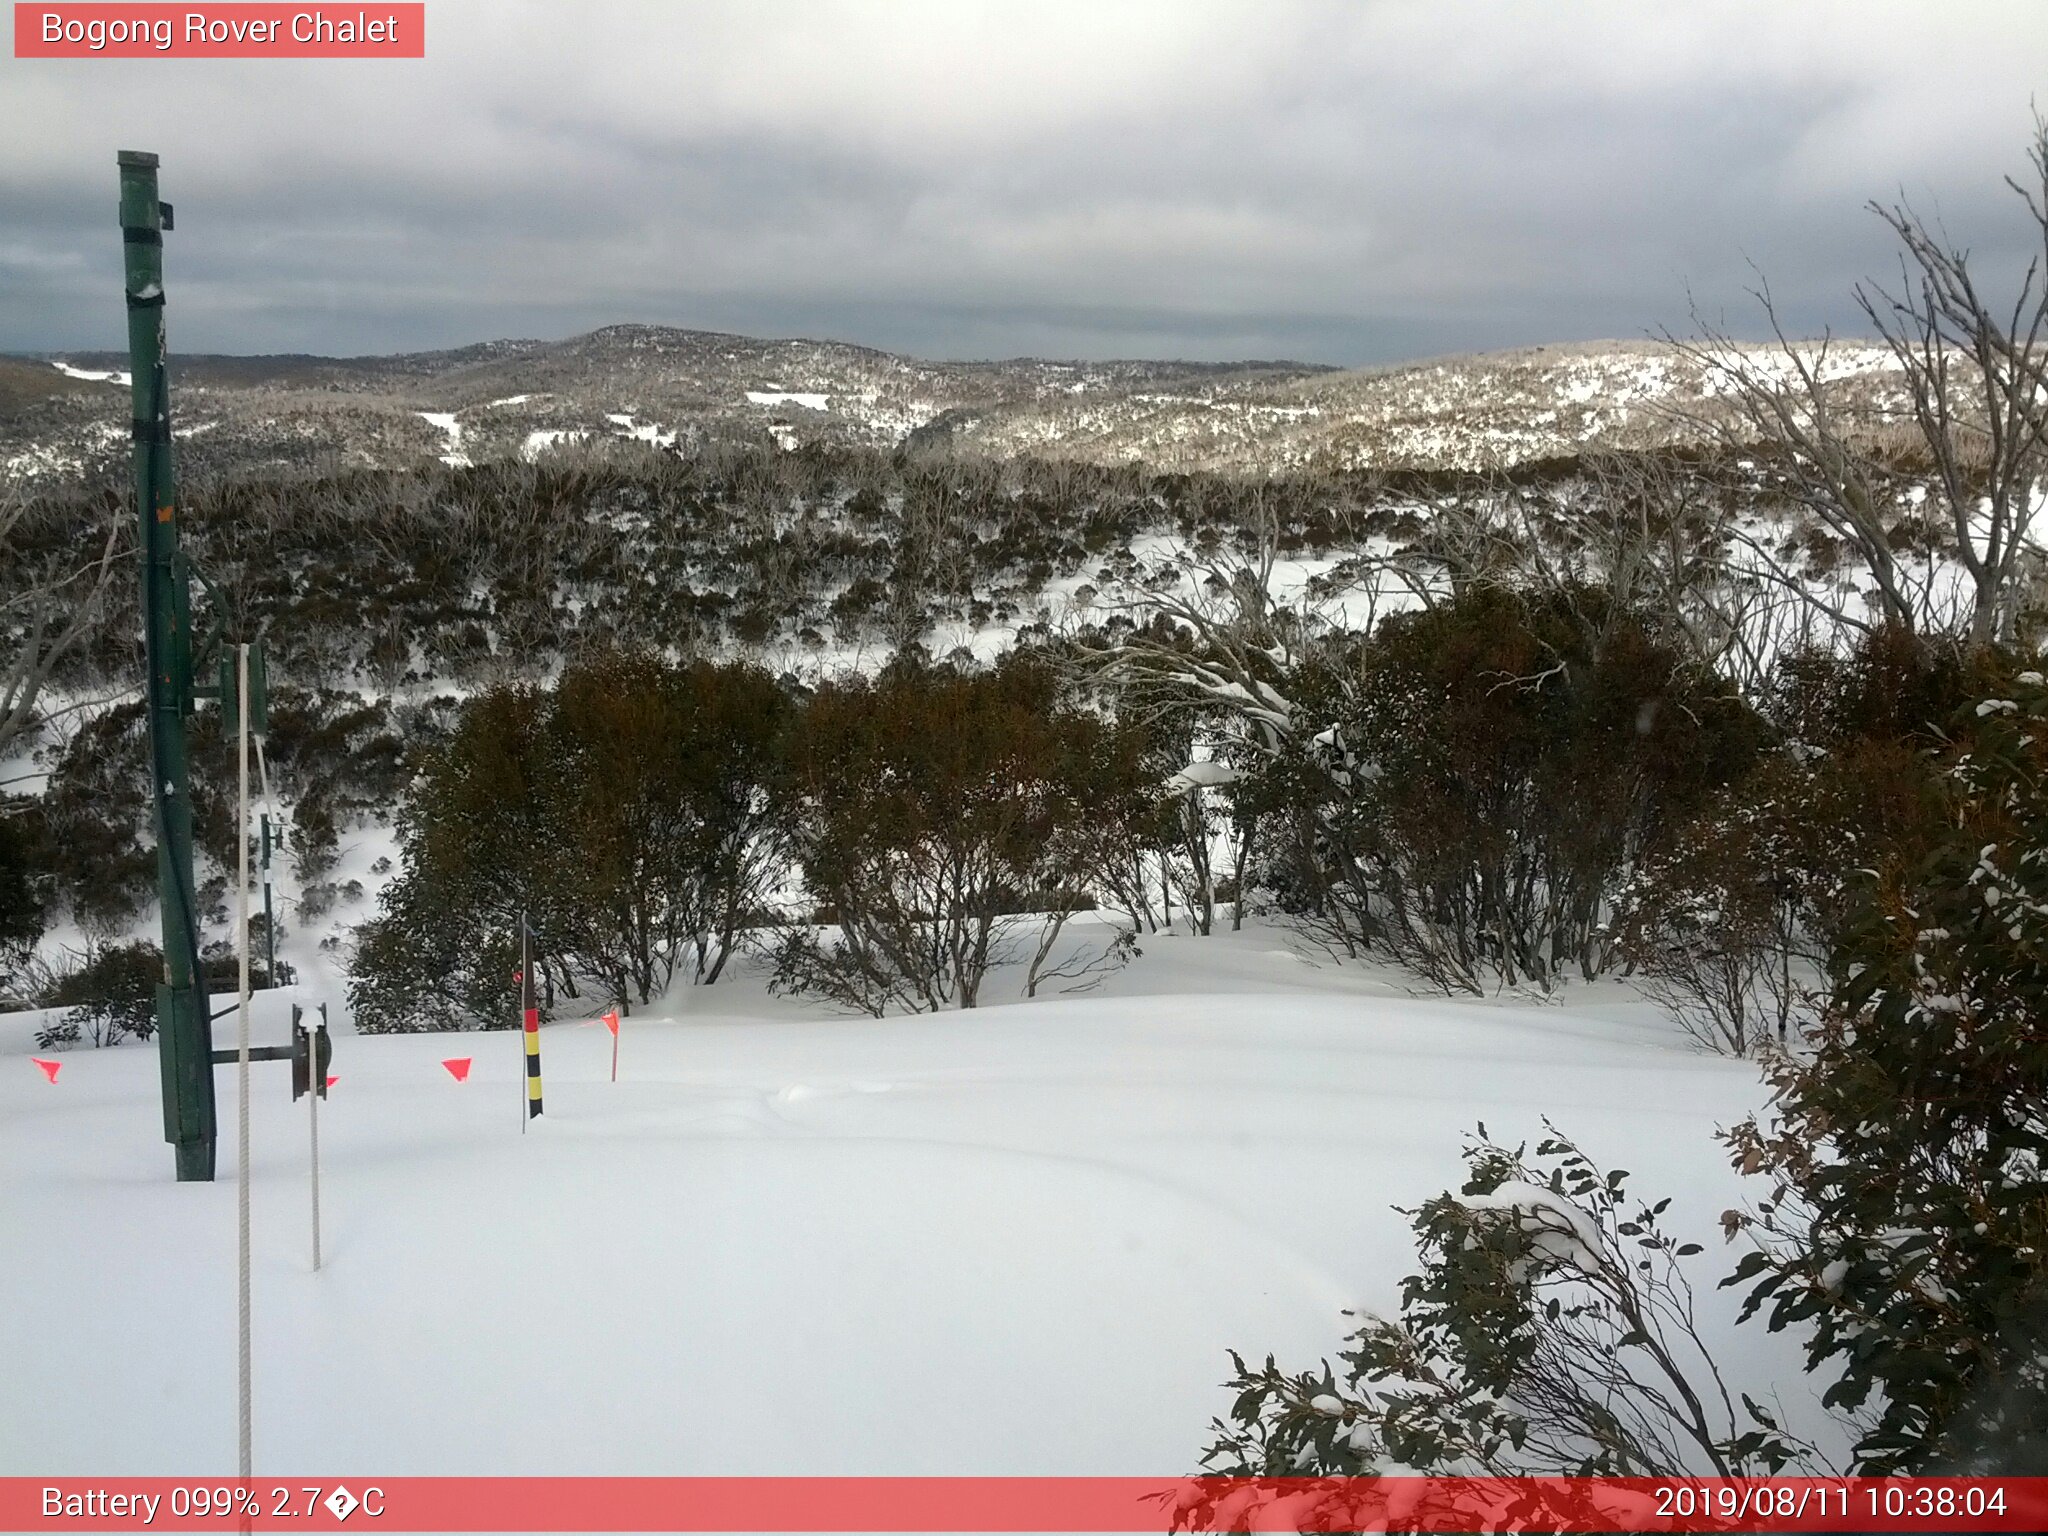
0 921 1834 1477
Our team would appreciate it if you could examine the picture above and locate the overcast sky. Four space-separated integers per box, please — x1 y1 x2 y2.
2 1 2044 366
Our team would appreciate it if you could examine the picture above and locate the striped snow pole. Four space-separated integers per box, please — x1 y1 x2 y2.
521 916 543 1118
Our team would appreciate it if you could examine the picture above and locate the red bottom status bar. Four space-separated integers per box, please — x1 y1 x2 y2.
7 1476 2047 1534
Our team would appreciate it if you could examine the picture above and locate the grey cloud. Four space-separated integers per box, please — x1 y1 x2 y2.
1 0 2043 364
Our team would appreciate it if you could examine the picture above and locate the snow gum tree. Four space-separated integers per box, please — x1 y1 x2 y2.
543 652 790 1000
1192 658 2045 1502
771 654 1137 1014
1671 121 2048 650
1265 585 1759 991
351 652 790 1028
352 680 566 1032
0 488 122 763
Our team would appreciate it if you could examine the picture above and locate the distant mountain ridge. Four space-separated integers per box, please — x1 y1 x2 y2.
1 324 1907 484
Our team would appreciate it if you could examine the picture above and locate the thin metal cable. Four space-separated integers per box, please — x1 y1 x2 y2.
254 733 276 830
253 730 316 1270
253 731 280 967
236 643 253 1481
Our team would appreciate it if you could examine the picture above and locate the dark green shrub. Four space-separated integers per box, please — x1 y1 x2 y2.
771 654 1138 1013
1724 670 2048 1472
1264 586 1760 990
32 704 154 934
0 801 49 983
41 940 161 1048
351 653 792 1025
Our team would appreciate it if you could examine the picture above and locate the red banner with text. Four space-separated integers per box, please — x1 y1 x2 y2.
13 5 424 58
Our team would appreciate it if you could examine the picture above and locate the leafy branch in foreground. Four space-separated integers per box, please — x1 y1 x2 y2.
1189 1125 1825 1528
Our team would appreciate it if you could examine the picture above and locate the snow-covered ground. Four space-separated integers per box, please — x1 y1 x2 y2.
416 410 470 468
49 359 132 386
0 918 1832 1478
521 427 589 460
747 390 830 411
606 412 678 448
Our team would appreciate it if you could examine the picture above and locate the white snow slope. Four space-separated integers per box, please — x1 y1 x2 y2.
0 920 1827 1478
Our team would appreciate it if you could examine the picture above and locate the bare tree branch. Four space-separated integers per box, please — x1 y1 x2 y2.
0 490 126 761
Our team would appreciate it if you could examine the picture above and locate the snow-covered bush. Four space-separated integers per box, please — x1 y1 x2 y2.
1722 670 2048 1472
252 687 409 892
1192 1124 1823 1515
349 877 517 1034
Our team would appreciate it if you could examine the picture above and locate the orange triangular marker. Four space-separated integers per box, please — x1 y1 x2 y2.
326 1074 339 1089
603 1009 620 1036
442 1057 472 1082
32 1058 60 1084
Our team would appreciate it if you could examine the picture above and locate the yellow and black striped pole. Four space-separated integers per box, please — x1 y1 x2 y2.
520 915 543 1118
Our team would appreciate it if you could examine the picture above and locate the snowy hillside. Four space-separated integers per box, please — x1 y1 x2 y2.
0 329 1914 483
0 919 1834 1477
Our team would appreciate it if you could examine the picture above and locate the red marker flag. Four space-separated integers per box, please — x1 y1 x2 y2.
442 1057 472 1082
31 1057 60 1083
603 1008 620 1036
326 1074 339 1089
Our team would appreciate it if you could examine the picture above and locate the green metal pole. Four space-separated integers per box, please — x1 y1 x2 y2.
121 149 216 1182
